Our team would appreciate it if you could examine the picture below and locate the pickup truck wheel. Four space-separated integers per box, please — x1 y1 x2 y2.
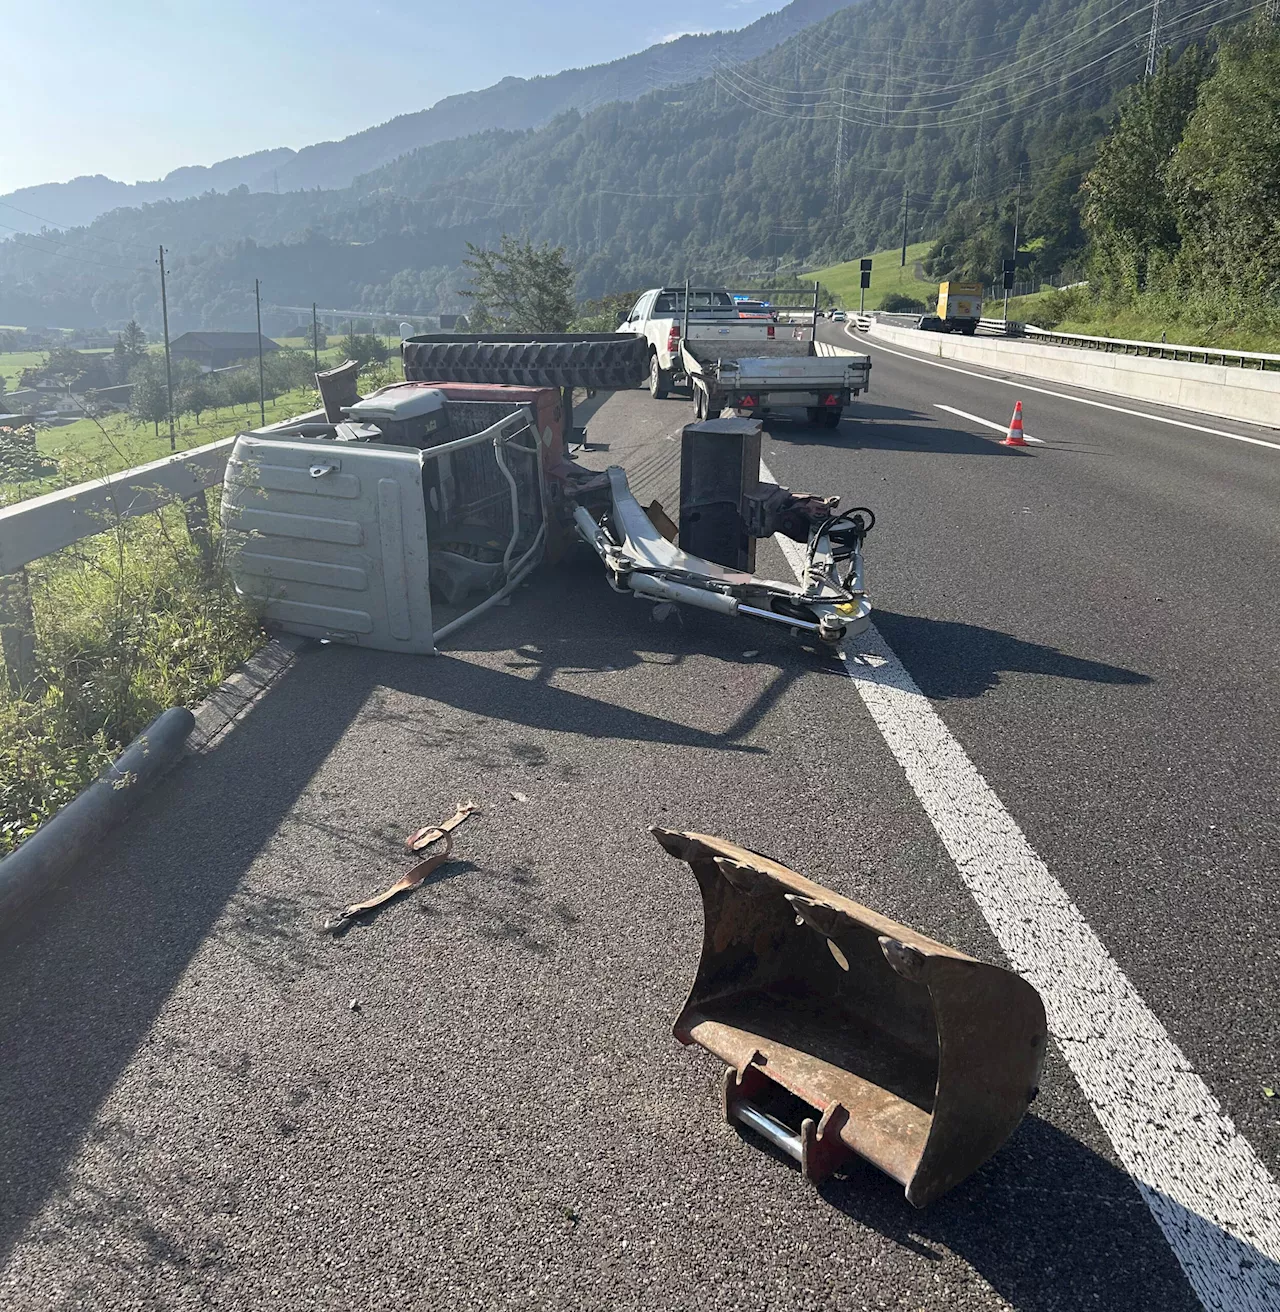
821 408 843 429
649 353 671 400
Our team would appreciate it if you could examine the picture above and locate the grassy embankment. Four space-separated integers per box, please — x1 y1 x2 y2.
1002 289 1280 354
809 243 935 310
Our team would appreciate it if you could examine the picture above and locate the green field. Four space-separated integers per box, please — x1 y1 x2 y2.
1 346 113 392
0 386 325 508
809 242 936 311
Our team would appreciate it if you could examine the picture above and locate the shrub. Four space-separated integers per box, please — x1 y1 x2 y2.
0 499 263 855
880 293 928 313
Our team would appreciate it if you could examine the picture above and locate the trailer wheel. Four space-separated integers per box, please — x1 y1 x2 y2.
694 386 706 419
649 352 671 400
705 402 722 420
806 407 822 426
821 408 843 429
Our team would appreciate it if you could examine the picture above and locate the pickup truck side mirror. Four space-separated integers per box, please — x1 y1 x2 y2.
617 311 630 327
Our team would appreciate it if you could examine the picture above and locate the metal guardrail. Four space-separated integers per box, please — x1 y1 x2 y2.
1019 323 1280 371
857 312 1275 372
0 406 326 687
0 437 238 687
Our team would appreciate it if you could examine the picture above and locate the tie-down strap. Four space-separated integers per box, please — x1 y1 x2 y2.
324 803 479 933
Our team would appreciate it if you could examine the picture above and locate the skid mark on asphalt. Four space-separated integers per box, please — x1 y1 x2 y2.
761 459 1280 1312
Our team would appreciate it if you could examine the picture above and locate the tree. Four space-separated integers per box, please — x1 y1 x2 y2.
177 372 213 424
1166 24 1280 310
120 319 147 363
1082 45 1211 297
336 333 389 368
460 236 575 332
128 359 168 437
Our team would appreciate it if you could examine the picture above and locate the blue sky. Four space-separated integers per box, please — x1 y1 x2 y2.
3 0 782 192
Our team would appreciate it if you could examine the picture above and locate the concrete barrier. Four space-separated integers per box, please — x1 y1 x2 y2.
861 322 1280 430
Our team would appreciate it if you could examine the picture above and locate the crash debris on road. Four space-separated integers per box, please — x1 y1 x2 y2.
323 803 479 934
655 828 1048 1207
221 330 876 657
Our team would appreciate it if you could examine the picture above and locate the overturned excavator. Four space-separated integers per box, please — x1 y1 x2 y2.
221 331 1046 1205
220 332 871 653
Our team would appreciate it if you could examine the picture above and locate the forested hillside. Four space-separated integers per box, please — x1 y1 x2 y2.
0 0 847 233
0 0 1269 332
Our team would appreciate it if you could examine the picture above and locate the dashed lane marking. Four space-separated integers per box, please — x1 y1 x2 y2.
843 332 1280 453
934 403 1047 443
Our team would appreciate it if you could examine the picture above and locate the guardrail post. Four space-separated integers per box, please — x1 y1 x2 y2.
182 491 214 570
0 568 37 690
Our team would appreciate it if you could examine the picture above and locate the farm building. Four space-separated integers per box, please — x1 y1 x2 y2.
170 332 280 371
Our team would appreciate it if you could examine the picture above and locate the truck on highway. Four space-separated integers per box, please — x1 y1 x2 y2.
617 283 870 428
919 280 983 335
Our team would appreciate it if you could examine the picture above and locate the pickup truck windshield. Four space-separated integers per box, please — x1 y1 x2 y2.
654 290 735 314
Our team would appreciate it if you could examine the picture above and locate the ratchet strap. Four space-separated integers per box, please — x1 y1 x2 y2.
324 803 479 933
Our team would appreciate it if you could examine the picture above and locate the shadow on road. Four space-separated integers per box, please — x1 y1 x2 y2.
0 650 378 1269
872 610 1153 699
812 1113 1207 1312
763 405 1032 457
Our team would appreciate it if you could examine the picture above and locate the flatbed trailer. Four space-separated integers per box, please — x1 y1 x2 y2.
675 283 871 427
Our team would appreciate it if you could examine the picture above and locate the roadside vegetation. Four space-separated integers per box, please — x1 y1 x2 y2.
810 243 935 312
0 481 263 856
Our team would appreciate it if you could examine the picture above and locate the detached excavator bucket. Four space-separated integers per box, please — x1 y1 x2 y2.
654 829 1047 1208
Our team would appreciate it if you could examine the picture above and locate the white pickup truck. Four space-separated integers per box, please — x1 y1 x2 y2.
617 284 870 428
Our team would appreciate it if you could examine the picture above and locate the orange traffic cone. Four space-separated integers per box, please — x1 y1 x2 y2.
1002 401 1027 447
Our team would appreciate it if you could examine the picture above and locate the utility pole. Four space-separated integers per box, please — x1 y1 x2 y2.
1012 163 1024 256
1003 164 1025 321
971 105 985 203
882 49 892 128
255 279 266 428
834 75 846 218
157 246 176 451
1145 0 1162 77
312 302 320 371
900 181 909 267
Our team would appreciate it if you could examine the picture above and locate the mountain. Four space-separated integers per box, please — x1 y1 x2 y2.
0 0 849 234
0 149 299 235
0 0 1262 332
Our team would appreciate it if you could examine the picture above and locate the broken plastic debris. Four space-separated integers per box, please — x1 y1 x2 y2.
511 791 529 804
741 650 760 660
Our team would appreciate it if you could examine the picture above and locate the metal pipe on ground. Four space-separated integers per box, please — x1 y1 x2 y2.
0 707 195 923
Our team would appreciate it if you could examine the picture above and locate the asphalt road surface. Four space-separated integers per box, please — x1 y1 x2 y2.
0 330 1276 1311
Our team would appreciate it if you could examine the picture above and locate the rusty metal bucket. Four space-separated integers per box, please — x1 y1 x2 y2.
654 829 1047 1207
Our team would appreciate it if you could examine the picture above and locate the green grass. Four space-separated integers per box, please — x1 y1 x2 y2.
809 242 935 310
1 352 51 392
1 347 113 392
1005 290 1280 354
0 386 323 509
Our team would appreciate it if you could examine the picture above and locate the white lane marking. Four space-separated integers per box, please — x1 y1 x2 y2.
760 458 1280 1311
849 332 1280 453
935 403 1047 444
